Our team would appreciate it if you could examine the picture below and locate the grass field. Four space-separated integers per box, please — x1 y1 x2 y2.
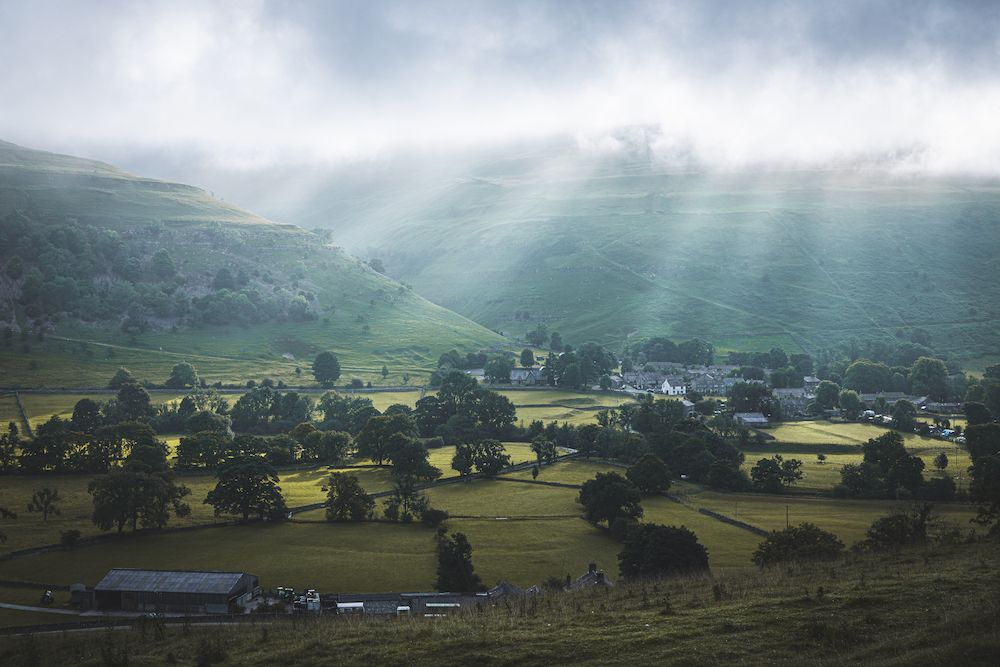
676 486 979 546
764 421 934 445
742 444 973 493
2 541 998 664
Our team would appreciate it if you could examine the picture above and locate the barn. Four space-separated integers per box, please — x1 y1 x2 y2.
93 568 259 614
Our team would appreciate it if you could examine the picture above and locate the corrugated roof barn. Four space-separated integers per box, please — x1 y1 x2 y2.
94 569 259 614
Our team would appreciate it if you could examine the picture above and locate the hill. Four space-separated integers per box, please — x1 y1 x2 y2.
1 540 997 665
220 139 1000 366
0 141 504 387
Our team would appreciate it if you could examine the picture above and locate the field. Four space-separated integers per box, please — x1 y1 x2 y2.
3 540 998 666
764 421 931 445
676 487 980 546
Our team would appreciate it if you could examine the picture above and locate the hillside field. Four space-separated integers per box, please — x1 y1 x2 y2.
230 154 1000 361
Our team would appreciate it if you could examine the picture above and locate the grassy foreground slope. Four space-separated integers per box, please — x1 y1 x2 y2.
2 541 998 666
252 141 1000 360
0 140 503 387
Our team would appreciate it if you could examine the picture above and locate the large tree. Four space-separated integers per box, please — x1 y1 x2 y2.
204 457 286 521
750 455 803 493
520 348 535 368
909 357 950 401
165 362 199 389
325 473 374 521
355 413 419 465
436 532 485 592
578 472 643 526
626 454 672 494
618 523 709 578
312 351 342 387
472 439 511 477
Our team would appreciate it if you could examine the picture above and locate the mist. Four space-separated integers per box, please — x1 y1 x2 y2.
2 0 1000 174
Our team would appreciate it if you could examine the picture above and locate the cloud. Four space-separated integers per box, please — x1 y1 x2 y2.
1 0 999 172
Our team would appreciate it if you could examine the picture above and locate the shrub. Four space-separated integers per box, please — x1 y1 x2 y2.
752 523 844 566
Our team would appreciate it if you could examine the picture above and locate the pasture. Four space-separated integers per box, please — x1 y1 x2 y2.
764 420 932 445
741 443 972 493
675 487 979 546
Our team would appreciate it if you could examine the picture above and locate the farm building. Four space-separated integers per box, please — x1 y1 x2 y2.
510 367 546 385
93 569 259 614
734 412 770 427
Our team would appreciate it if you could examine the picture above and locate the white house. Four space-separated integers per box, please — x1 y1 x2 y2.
661 377 687 396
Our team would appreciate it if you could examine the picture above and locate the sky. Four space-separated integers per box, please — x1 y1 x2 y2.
2 0 1000 173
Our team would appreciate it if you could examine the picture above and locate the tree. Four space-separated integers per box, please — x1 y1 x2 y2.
618 524 709 578
436 532 485 592
484 355 514 383
520 349 535 368
387 435 441 481
325 473 374 521
751 523 844 566
89 446 190 533
176 431 229 469
204 457 286 521
108 367 135 389
185 410 232 435
838 390 863 419
891 400 918 433
71 398 103 434
312 351 342 387
578 472 643 526
165 362 199 389
301 430 352 464
559 362 582 389
814 381 841 411
966 423 1000 530
549 332 563 352
113 381 154 422
910 357 950 401
150 248 176 280
356 413 418 465
530 437 557 465
27 487 61 522
626 454 672 494
750 455 803 493
934 452 949 472
383 477 429 523
472 439 511 477
844 359 891 393
451 443 475 478
381 364 389 379
964 402 992 426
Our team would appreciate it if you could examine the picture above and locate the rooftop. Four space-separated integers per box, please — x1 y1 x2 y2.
94 569 251 595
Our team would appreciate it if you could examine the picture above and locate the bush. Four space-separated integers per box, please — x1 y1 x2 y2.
752 523 844 566
421 507 450 528
60 529 82 549
618 523 709 579
855 504 933 551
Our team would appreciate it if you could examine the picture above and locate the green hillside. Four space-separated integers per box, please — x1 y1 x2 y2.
257 143 1000 362
0 141 504 387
